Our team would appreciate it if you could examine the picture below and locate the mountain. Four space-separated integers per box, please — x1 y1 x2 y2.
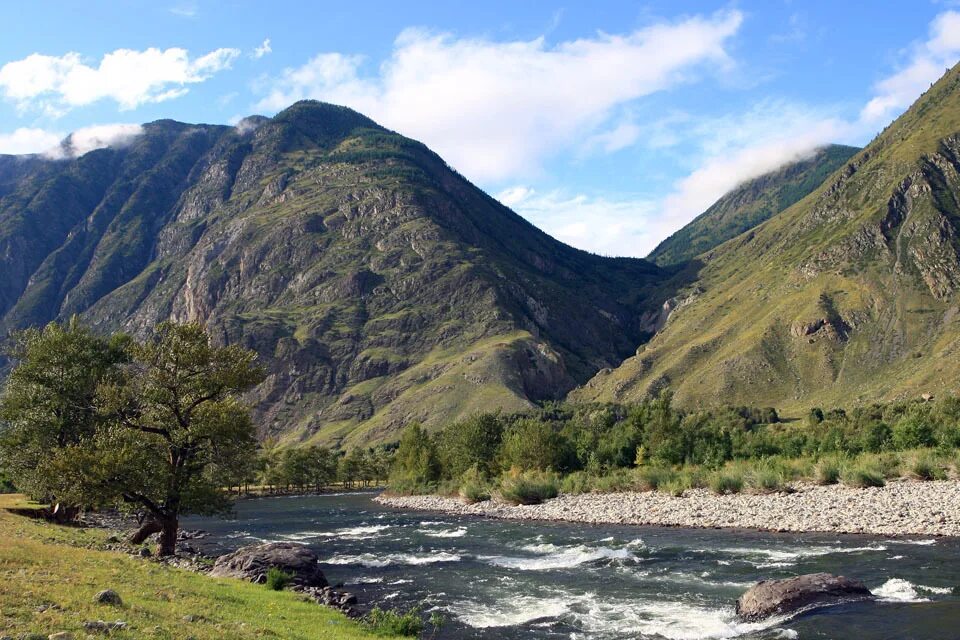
0 101 668 446
648 144 859 266
573 63 960 413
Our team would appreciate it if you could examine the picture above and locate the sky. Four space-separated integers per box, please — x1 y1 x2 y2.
2 2 960 257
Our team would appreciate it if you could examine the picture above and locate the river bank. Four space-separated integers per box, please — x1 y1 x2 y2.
376 479 960 537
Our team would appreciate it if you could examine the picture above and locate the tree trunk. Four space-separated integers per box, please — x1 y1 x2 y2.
128 514 163 544
158 515 179 556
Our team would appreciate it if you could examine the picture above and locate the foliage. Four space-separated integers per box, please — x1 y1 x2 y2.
497 469 560 505
814 458 842 485
389 423 439 493
458 465 491 504
0 320 265 555
363 606 424 637
265 567 293 591
708 470 744 495
0 318 128 504
841 465 885 488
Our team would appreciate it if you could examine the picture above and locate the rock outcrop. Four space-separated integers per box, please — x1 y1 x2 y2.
735 573 874 621
208 542 328 588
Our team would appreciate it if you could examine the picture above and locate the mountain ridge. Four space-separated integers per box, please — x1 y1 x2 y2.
574 63 960 413
0 100 669 446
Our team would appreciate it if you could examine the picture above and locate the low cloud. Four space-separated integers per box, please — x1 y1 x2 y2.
0 123 144 158
0 46 240 115
46 123 144 159
0 127 63 155
254 10 744 182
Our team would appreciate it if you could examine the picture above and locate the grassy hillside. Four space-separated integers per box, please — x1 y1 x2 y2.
0 495 378 639
574 62 960 414
649 144 859 266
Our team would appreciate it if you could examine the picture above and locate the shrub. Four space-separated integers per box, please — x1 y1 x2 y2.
635 466 674 492
364 606 424 637
589 468 636 492
814 458 841 485
497 469 560 505
747 468 785 494
841 465 885 488
660 478 688 497
560 471 592 494
908 454 946 481
892 416 936 449
872 452 902 479
458 465 491 504
265 567 293 591
708 470 744 495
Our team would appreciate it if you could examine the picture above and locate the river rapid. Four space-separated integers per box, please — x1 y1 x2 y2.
183 492 960 640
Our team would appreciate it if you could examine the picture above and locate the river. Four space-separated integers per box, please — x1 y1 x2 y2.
183 492 960 640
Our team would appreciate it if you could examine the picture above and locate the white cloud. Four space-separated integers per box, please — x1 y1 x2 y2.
0 123 143 158
0 127 62 155
0 46 240 115
254 10 743 182
861 10 960 123
252 39 272 59
47 123 144 159
498 186 658 257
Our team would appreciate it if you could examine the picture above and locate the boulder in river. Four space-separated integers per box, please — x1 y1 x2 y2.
736 573 874 621
209 542 328 587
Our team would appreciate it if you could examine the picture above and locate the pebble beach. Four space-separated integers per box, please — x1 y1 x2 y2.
376 479 960 537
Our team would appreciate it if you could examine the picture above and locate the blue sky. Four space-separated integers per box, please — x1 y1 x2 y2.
2 1 959 257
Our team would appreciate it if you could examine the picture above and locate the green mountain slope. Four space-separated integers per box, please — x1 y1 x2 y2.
0 101 667 446
574 63 960 414
649 144 859 266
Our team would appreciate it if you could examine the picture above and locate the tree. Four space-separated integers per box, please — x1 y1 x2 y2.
437 413 503 479
499 418 572 472
0 318 127 519
390 423 439 490
55 322 264 555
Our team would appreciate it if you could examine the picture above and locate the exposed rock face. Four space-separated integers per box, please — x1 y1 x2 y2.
735 573 874 621
0 100 666 445
209 542 328 587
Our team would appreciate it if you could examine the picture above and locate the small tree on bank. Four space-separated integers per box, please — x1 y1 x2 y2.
3 321 265 556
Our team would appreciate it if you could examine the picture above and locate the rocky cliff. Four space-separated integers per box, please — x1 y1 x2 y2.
0 101 666 446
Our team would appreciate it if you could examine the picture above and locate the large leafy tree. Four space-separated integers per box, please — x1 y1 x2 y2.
48 322 264 555
0 318 128 518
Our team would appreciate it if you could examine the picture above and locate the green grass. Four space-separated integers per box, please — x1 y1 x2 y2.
0 495 383 639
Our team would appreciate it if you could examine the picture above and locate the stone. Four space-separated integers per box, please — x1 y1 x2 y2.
208 542 328 588
48 633 74 640
138 546 152 557
93 589 122 606
736 573 874 621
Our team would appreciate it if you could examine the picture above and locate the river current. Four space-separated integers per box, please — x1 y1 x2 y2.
183 492 960 640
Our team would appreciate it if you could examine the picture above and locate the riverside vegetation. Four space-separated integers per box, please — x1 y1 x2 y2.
387 391 960 505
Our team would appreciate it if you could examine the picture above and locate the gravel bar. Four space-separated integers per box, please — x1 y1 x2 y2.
375 480 960 537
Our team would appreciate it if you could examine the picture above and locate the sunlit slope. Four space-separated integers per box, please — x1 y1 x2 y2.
575 63 960 413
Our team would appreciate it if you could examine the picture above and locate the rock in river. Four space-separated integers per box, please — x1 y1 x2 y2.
736 573 874 621
209 542 328 587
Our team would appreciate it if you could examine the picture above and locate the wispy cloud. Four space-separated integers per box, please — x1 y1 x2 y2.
861 10 960 123
0 46 240 115
169 3 198 18
254 10 744 182
251 38 272 60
